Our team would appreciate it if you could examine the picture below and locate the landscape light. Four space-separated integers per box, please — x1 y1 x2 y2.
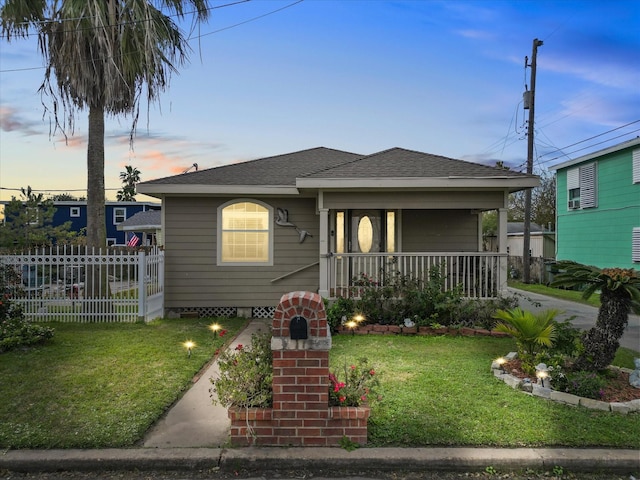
209 323 221 336
346 320 357 335
183 340 195 357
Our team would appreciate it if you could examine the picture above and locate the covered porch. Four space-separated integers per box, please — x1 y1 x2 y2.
315 205 510 300
325 251 506 299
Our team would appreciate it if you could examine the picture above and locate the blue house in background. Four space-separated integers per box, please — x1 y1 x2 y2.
50 201 161 245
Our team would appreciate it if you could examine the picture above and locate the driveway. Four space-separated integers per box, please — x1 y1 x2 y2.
508 287 640 352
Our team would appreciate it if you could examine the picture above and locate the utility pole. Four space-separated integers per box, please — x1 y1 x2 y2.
523 38 543 284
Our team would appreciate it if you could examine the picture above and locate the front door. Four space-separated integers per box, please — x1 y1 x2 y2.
349 210 382 253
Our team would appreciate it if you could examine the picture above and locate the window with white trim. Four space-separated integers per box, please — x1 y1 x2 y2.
70 207 80 217
218 201 272 265
114 207 126 224
633 227 640 263
566 162 597 209
633 149 640 184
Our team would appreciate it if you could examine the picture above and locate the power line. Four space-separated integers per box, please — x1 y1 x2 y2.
537 129 640 166
536 119 640 160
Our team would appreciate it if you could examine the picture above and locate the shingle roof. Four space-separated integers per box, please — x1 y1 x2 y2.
141 147 362 186
138 146 538 196
304 148 531 179
118 210 161 228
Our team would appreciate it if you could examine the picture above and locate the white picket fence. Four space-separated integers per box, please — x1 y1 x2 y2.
0 246 164 322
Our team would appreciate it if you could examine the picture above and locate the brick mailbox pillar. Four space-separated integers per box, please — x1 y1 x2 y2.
228 291 370 446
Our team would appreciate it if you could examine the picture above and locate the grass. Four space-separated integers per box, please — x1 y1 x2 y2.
1 318 638 450
508 280 601 307
330 335 640 448
0 317 248 449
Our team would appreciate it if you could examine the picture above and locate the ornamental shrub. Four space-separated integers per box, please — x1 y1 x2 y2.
326 296 356 333
328 357 381 407
209 331 273 408
0 265 54 353
550 368 607 400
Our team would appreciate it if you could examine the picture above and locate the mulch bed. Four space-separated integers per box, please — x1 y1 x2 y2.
504 359 640 403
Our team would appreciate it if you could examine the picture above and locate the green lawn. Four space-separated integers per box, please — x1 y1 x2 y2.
0 319 638 449
0 318 249 449
330 335 639 448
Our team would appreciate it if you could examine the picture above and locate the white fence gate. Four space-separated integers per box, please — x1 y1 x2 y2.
0 246 164 322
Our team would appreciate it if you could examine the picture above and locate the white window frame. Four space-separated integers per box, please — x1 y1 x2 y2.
217 199 273 266
579 163 597 208
566 163 597 209
633 227 640 263
70 207 80 217
633 149 640 184
113 207 126 224
26 206 39 225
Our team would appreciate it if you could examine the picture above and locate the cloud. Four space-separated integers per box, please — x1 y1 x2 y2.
53 134 86 149
542 54 640 91
0 104 40 135
556 89 640 128
454 29 496 41
108 133 233 180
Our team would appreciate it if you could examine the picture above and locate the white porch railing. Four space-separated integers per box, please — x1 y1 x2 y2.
328 252 506 299
0 246 164 322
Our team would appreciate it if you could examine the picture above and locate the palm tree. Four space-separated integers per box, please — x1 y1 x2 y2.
1 0 210 250
493 307 558 359
551 261 640 371
117 165 141 201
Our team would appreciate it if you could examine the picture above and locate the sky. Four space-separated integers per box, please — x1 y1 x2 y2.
0 0 639 204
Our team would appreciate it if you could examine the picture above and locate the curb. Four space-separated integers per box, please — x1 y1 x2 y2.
1 447 639 475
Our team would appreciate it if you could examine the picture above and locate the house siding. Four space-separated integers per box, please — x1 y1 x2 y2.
556 145 640 269
401 210 478 251
163 197 320 310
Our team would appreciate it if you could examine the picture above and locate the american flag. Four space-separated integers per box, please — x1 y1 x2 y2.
127 234 140 247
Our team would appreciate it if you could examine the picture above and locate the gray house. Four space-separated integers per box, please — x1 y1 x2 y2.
138 147 538 318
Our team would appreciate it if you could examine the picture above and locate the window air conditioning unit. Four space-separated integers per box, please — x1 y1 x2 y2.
568 200 580 210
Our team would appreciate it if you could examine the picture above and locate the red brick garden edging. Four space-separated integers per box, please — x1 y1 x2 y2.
336 324 510 337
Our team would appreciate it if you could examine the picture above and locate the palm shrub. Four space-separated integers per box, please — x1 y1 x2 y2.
493 307 558 369
551 261 640 371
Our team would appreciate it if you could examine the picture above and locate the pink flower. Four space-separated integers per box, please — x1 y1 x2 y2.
369 369 375 376
350 365 356 370
339 396 346 403
235 344 243 350
219 330 227 337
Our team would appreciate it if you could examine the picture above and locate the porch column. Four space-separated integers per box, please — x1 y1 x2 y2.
318 208 329 298
498 208 508 293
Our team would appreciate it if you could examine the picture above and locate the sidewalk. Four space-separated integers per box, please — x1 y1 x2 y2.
141 318 271 448
1 307 639 476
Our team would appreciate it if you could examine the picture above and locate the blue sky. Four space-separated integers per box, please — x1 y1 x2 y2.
1 0 639 203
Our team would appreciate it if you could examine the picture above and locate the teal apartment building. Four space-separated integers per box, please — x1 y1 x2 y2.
551 137 640 270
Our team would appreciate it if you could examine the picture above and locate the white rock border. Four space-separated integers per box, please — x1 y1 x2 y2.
491 352 640 414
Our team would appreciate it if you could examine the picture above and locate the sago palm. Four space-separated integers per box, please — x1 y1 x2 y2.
493 307 558 358
551 261 640 371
